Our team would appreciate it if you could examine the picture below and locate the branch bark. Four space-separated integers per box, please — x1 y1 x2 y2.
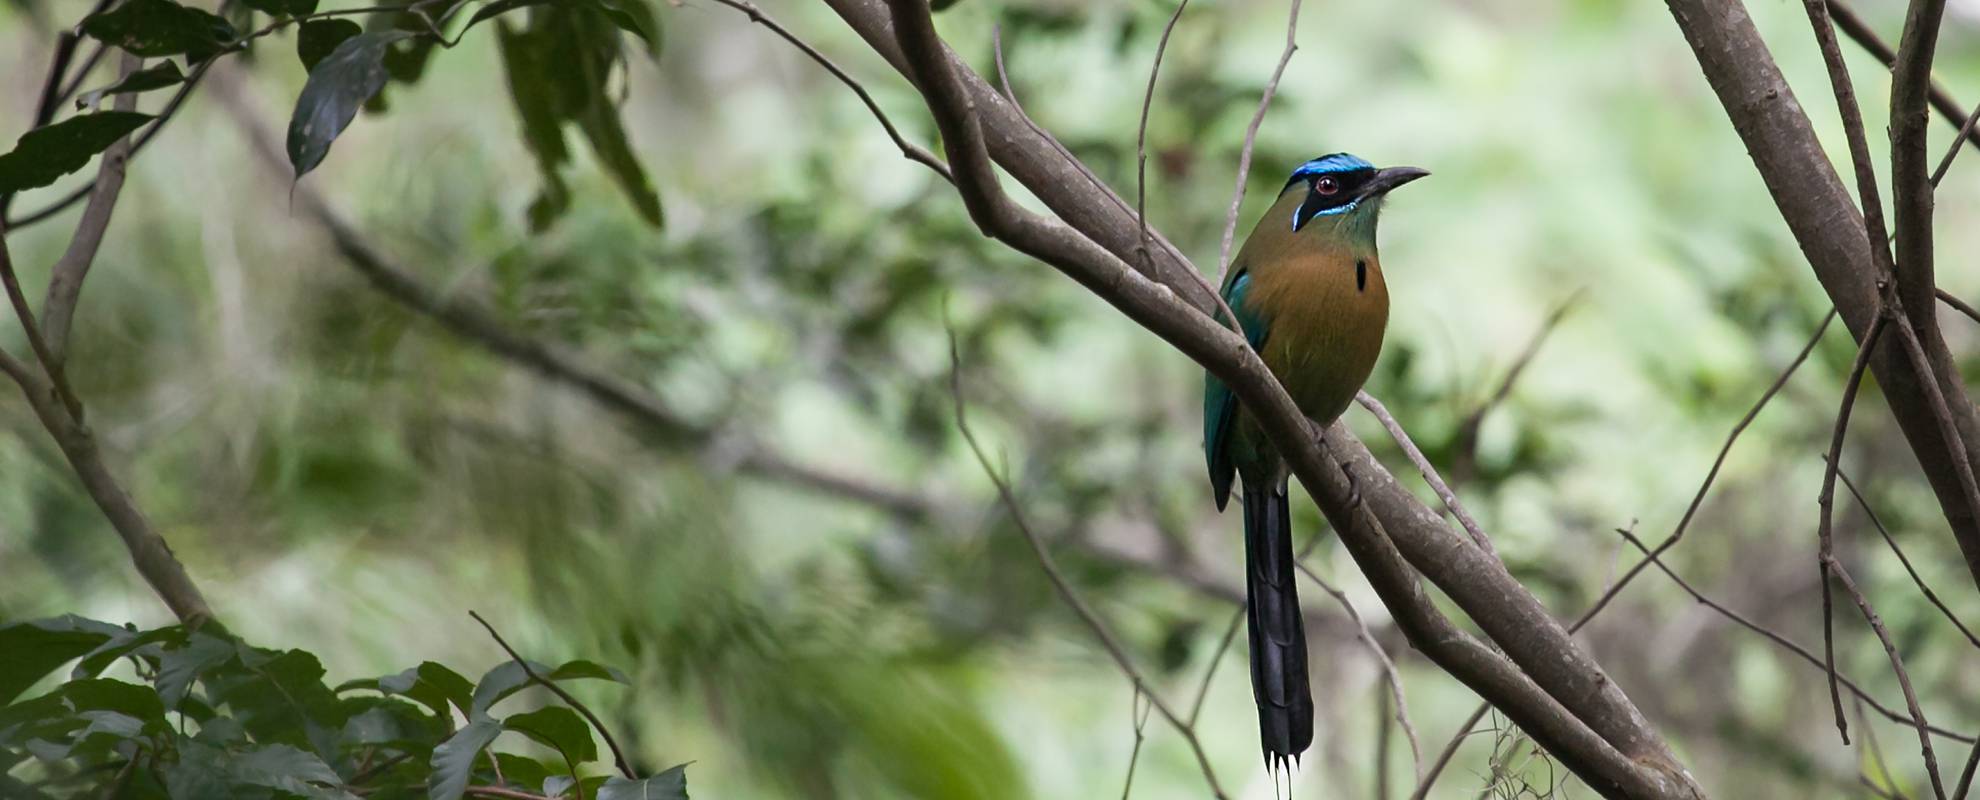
1663 0 1980 593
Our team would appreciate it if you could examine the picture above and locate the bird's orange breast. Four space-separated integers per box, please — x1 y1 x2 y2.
1246 241 1389 426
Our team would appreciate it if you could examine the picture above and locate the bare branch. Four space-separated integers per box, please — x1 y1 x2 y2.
1825 558 1950 800
707 0 952 183
1579 308 1836 624
469 611 636 780
1186 607 1243 727
1452 290 1581 483
1828 0 1980 155
1817 309 1888 745
43 53 143 363
1936 289 1980 327
947 327 1230 799
1356 391 1493 555
1214 0 1303 284
1296 561 1422 780
1667 0 1980 592
1928 99 1980 186
1135 0 1188 267
1834 462 1980 649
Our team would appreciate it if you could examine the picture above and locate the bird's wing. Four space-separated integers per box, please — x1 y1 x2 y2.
1204 268 1271 510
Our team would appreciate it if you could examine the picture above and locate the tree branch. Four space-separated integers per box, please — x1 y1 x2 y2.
1214 0 1302 284
1828 0 1980 155
1664 0 1980 593
43 53 142 363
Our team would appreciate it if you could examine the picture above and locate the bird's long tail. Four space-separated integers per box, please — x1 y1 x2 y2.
1242 482 1313 772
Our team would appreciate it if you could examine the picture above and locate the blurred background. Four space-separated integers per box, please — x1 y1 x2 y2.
5 0 1980 796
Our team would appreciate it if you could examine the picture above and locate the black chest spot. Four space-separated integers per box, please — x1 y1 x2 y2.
1356 260 1367 292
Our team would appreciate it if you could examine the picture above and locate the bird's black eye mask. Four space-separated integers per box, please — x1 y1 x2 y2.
1289 168 1376 232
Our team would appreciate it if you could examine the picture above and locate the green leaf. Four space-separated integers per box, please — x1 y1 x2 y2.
233 744 354 798
0 616 122 704
470 659 628 717
415 662 475 714
285 31 413 177
491 754 553 791
297 19 362 72
74 61 187 110
241 0 318 17
206 648 345 751
154 630 233 709
503 705 596 764
428 716 502 800
61 678 167 730
594 0 660 57
595 764 689 800
80 0 237 59
164 741 235 799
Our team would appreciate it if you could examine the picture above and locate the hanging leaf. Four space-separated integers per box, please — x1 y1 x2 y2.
594 0 661 57
0 111 152 195
79 0 236 60
493 6 662 230
428 717 503 800
502 706 597 764
232 744 354 798
297 19 362 72
73 61 187 110
286 31 414 177
595 764 689 800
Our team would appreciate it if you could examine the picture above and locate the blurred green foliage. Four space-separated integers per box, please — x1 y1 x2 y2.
3 0 1980 797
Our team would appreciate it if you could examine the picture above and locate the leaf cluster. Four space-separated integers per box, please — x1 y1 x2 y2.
0 616 686 800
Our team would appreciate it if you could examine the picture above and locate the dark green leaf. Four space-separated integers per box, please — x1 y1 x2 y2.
233 744 352 798
74 61 187 109
595 764 688 800
61 678 167 731
470 659 627 717
207 648 345 751
297 19 362 72
155 631 233 709
241 0 317 17
428 716 502 800
492 754 553 791
285 31 413 177
0 616 122 704
0 111 152 194
80 0 236 59
594 0 660 57
415 662 475 714
338 697 439 748
165 741 235 799
503 705 596 764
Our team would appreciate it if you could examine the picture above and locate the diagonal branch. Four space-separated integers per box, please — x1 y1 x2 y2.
1214 0 1302 284
43 53 143 363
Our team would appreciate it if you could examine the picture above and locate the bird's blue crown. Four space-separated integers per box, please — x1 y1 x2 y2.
1283 153 1374 190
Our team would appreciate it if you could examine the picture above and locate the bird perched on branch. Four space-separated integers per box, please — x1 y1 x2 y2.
1202 153 1427 772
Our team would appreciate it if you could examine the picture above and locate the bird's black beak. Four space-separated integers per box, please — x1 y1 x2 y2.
1359 166 1430 199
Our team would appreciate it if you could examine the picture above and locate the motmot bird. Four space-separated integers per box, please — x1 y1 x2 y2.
1203 153 1427 769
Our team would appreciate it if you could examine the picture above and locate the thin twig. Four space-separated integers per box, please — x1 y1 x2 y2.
1356 391 1493 555
1858 698 1912 800
1297 561 1423 779
1134 0 1188 273
1834 461 1980 649
1936 289 1980 327
1214 0 1304 284
1817 309 1889 746
44 52 142 363
1409 705 1491 800
1577 308 1837 625
466 787 557 800
1609 526 1972 746
1413 308 1839 798
468 611 637 781
0 225 84 421
1929 99 1980 186
1954 738 1980 800
1827 0 1980 154
1117 687 1153 800
1826 557 1950 800
1186 606 1243 727
708 0 951 182
947 327 1228 799
1452 290 1581 482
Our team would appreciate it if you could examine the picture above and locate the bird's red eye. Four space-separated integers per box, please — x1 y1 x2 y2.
1314 176 1339 195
